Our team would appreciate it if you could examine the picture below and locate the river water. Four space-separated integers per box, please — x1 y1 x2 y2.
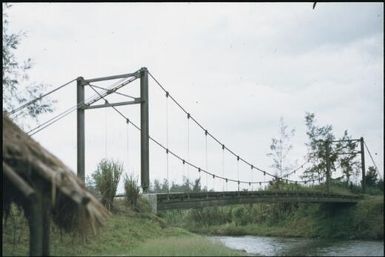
212 235 384 256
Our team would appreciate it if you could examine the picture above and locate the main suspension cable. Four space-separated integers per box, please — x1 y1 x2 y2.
148 71 309 181
9 78 76 115
27 105 77 136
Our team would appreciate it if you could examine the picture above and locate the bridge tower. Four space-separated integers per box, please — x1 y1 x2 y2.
76 67 150 192
360 137 365 193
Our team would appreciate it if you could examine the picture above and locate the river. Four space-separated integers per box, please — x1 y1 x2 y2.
212 235 384 256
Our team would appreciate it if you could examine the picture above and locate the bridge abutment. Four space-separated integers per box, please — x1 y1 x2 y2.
143 193 157 213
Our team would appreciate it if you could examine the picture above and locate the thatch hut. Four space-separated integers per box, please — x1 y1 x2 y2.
3 113 110 256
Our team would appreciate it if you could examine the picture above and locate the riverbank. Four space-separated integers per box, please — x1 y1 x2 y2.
2 201 242 256
164 195 383 241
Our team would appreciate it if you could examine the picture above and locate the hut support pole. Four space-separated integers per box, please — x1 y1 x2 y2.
2 163 45 256
42 197 50 256
29 194 43 256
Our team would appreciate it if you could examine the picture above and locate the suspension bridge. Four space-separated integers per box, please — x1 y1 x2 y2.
11 67 379 212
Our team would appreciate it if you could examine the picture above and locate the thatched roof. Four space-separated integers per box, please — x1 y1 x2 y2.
3 113 110 234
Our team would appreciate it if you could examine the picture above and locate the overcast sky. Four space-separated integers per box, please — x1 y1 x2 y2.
6 3 384 193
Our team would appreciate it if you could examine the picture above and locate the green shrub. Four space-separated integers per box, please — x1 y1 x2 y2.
123 174 140 211
352 196 384 239
232 206 248 226
92 159 123 211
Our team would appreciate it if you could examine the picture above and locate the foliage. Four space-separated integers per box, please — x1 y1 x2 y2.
365 166 379 187
150 178 171 193
171 177 203 193
188 206 231 226
2 204 29 255
363 167 383 195
231 206 248 226
267 117 297 177
171 196 383 240
150 177 203 193
123 174 141 211
314 196 384 240
2 3 55 122
376 178 384 192
91 159 123 210
85 174 100 198
302 113 360 185
302 112 336 182
352 195 384 239
335 131 360 184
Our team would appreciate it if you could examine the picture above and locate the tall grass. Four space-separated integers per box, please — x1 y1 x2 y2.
123 174 140 211
92 159 123 210
128 236 242 256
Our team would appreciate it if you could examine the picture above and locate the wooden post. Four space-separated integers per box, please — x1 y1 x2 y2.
42 196 50 256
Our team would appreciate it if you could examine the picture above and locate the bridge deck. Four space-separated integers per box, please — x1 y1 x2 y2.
152 191 360 211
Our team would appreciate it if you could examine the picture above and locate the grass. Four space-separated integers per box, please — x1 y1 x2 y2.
128 236 243 256
2 200 243 256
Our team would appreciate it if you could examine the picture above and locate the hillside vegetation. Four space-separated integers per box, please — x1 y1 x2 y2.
2 200 242 256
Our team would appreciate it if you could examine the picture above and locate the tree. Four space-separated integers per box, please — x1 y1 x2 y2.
302 112 337 182
336 130 360 185
91 159 123 210
365 166 378 187
2 3 54 122
267 117 296 178
302 113 360 185
151 179 163 193
192 178 202 192
161 179 170 192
